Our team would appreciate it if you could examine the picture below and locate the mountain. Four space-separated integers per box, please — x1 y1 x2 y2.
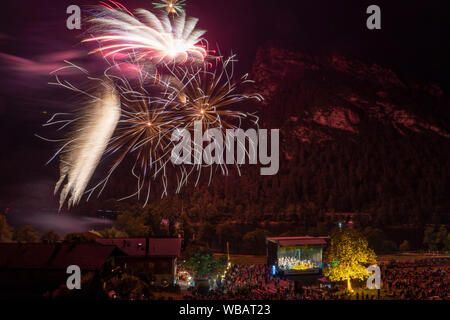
231 46 450 227
251 47 449 144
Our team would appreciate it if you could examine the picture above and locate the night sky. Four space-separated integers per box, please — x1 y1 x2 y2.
0 0 448 232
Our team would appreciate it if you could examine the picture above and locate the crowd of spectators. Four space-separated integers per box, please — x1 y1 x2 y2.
183 258 449 300
381 259 449 300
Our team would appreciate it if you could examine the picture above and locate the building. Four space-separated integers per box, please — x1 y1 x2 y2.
266 236 329 275
95 238 182 286
0 243 125 298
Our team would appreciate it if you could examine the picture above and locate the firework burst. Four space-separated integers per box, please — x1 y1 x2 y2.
41 3 264 208
91 69 181 204
154 55 263 189
83 6 207 64
160 55 262 131
93 55 261 203
152 0 186 15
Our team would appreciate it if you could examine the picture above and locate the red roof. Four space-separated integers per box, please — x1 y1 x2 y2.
95 238 182 257
0 243 125 270
266 236 328 246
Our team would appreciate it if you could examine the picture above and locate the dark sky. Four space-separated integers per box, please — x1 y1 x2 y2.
0 0 448 232
0 0 449 84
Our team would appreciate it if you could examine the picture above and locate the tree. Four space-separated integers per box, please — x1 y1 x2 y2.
0 214 14 242
182 246 227 279
216 223 240 251
99 227 129 239
14 225 40 243
64 233 96 243
88 230 103 238
116 210 149 237
382 240 398 253
106 274 149 300
436 226 448 251
242 229 270 254
399 240 410 252
364 227 386 253
198 222 216 248
179 212 194 242
363 226 397 253
324 228 376 291
41 230 62 243
423 226 437 251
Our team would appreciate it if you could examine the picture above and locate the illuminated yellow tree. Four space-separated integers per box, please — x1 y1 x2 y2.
324 228 376 291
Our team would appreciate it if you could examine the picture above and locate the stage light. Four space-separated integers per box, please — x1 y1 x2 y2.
271 265 276 276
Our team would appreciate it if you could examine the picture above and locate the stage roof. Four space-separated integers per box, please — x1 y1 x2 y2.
266 236 328 246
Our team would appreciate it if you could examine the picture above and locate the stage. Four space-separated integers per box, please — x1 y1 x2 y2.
266 236 328 276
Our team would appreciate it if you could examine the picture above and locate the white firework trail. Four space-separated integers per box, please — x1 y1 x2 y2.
40 69 121 210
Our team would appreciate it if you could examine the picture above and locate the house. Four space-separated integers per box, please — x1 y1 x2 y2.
0 243 125 298
95 238 183 286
